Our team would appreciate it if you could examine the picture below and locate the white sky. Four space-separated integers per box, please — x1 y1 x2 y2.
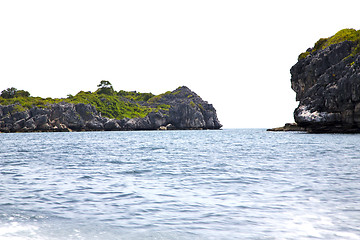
1 0 360 128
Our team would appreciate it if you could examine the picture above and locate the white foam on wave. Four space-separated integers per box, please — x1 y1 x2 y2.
284 214 325 238
334 231 360 239
0 222 41 240
280 210 360 240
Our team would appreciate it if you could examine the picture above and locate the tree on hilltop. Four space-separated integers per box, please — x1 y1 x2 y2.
96 80 114 95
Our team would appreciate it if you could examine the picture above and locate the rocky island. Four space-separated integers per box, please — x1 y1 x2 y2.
0 82 222 132
270 28 360 133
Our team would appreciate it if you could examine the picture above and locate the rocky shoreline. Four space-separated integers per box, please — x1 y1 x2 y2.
0 86 222 133
267 123 306 132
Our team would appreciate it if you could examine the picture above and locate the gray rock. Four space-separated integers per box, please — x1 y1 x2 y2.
291 39 360 132
124 118 146 130
12 119 25 132
38 123 51 131
50 102 68 120
75 103 97 121
1 105 14 116
63 109 84 130
2 115 12 124
147 112 167 128
25 118 36 130
12 111 30 122
30 107 50 117
86 119 104 130
34 115 48 127
104 119 121 130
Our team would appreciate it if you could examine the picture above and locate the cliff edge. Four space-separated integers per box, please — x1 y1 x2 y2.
0 85 222 132
291 28 360 133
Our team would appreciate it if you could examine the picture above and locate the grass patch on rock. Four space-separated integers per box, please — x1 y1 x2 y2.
298 28 360 60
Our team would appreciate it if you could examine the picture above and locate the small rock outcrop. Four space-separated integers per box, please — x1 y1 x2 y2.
0 86 222 132
267 123 306 132
290 28 360 133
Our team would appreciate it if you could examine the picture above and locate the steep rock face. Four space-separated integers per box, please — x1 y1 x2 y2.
157 86 222 130
0 86 222 132
291 30 360 132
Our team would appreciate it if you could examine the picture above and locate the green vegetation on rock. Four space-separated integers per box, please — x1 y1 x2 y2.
0 81 175 120
118 90 154 102
147 91 172 104
66 90 152 119
298 28 360 60
0 95 62 109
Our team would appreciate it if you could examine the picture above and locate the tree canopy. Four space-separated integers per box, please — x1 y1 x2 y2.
1 87 30 99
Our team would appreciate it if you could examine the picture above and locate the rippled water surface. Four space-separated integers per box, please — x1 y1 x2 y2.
1 129 360 239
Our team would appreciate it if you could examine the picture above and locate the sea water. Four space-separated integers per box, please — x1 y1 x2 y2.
0 129 360 240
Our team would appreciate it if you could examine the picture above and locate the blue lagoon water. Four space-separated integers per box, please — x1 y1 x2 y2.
0 129 360 239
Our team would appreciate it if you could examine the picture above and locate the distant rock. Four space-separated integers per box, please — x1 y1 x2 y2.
0 86 222 132
154 86 222 130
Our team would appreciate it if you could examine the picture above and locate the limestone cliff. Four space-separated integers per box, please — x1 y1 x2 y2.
0 86 222 132
291 28 360 133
